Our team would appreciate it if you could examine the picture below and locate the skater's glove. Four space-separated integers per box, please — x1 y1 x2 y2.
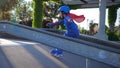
47 23 53 27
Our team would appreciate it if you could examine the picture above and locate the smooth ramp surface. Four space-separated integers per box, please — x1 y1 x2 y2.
0 32 87 68
0 32 115 68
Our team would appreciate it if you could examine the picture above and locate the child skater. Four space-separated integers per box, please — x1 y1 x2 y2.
48 5 85 57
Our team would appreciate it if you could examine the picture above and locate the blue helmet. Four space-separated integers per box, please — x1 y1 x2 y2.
58 6 70 14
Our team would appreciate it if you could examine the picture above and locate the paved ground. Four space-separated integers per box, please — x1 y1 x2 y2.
0 32 115 68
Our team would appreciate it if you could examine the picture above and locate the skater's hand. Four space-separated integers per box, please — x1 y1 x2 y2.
47 23 53 28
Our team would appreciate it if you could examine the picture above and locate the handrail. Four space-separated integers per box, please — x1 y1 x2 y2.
42 28 120 53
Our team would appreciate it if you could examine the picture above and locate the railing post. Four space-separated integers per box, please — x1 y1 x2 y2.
95 0 108 40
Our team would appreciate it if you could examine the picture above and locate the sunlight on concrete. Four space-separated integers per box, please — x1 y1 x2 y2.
0 38 38 46
0 38 68 68
0 38 21 46
2 46 44 68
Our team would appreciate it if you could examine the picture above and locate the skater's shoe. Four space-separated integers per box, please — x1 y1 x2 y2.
50 48 58 55
56 54 63 57
56 49 63 57
50 48 63 58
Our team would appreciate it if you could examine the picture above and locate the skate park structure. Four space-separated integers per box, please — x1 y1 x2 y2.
0 0 120 68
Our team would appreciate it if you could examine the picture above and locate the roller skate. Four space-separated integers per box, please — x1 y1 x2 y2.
50 48 63 58
56 49 63 58
50 48 58 56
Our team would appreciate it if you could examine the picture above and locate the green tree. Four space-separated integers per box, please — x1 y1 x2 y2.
32 0 62 28
32 0 43 28
108 6 117 33
12 0 33 23
0 0 20 21
43 1 60 19
108 4 120 40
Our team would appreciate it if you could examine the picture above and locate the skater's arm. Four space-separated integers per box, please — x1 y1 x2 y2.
47 20 64 27
52 20 64 26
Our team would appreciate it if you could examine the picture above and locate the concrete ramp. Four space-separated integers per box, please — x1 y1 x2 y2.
0 32 87 68
0 21 120 68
